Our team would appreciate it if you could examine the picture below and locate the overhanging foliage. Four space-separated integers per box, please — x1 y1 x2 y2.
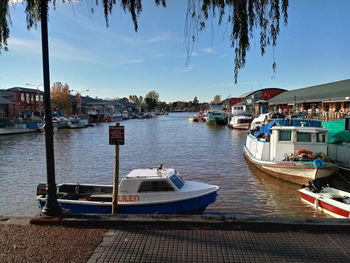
1 0 288 83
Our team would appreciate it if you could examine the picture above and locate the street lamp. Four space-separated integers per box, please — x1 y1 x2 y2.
70 89 89 115
25 83 43 118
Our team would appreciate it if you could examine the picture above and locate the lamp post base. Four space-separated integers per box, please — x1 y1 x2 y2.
41 201 63 218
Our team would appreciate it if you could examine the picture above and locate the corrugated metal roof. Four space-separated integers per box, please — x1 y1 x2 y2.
269 79 350 105
239 88 286 98
7 87 44 94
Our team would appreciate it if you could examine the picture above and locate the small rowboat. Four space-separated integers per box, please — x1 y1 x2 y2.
298 180 350 218
36 166 219 214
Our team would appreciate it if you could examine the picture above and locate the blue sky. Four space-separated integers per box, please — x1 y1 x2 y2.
1 0 350 103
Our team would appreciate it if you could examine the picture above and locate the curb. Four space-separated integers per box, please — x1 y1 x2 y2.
60 214 350 232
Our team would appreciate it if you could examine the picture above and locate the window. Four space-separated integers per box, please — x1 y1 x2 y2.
138 181 174 192
21 93 25 102
238 119 251 124
316 133 326 143
26 94 30 102
279 130 291 141
40 95 43 103
36 95 39 102
31 94 35 103
170 175 184 189
297 132 312 142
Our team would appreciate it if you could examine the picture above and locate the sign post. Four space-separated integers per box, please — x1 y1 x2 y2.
109 123 125 214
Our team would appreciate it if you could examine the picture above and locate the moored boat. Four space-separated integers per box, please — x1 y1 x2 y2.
36 166 219 214
0 121 41 135
243 118 335 185
206 105 226 125
298 181 350 218
68 118 89 128
228 115 252 129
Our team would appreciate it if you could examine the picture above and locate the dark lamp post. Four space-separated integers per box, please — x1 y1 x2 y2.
40 0 62 217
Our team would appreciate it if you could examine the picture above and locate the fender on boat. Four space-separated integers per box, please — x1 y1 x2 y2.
313 159 326 169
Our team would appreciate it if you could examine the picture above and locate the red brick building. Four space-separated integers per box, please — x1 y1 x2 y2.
5 87 44 118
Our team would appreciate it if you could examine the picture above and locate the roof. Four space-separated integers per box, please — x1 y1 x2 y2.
126 168 175 179
0 95 14 104
6 87 44 94
239 88 286 98
269 79 350 105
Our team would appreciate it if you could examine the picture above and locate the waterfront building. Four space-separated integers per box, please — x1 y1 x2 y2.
0 91 14 119
1 87 44 118
268 79 350 120
223 88 286 116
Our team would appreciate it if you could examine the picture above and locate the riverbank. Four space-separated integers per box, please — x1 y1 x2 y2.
2 214 350 262
0 216 106 263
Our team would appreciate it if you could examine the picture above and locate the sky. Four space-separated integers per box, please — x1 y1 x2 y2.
1 0 350 103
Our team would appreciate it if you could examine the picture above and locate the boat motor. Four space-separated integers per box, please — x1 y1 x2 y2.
36 183 47 196
308 180 322 193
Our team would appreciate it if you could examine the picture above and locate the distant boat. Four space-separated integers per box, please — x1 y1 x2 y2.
228 115 252 129
0 121 41 136
68 118 89 129
228 104 252 129
53 116 70 129
36 166 219 214
206 105 226 125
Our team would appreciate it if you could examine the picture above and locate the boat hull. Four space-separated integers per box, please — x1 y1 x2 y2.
206 118 226 125
37 191 218 214
228 123 250 129
243 146 334 185
298 188 350 218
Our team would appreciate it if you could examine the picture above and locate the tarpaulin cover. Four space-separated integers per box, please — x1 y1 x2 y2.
253 119 323 137
322 119 345 143
254 120 276 137
330 130 350 144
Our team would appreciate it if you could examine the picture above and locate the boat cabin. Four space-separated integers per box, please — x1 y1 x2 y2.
246 119 328 162
119 168 184 194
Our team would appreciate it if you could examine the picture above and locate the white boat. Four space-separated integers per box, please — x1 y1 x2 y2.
228 115 252 129
36 166 219 214
111 113 123 122
68 118 89 128
53 116 70 129
243 118 335 185
298 181 350 218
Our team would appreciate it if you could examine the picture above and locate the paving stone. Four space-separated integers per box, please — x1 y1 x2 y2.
89 229 350 262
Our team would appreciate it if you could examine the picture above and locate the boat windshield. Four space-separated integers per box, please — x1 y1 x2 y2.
170 174 184 189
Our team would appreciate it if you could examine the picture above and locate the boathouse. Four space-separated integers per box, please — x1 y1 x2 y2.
223 88 286 116
268 79 350 120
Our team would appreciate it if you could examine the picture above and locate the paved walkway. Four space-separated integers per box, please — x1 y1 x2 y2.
88 228 350 263
78 214 350 263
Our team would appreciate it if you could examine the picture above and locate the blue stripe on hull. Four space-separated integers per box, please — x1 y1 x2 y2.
38 191 217 214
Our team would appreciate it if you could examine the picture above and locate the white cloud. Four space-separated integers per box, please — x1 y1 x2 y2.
175 64 194 73
122 59 144 64
8 37 99 63
201 47 216 54
145 32 172 43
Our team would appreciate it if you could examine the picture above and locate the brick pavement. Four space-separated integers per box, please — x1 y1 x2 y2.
88 228 350 263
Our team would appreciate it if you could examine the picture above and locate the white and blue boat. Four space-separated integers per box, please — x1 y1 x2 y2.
36 166 219 214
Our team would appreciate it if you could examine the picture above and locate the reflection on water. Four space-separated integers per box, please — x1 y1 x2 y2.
0 113 326 217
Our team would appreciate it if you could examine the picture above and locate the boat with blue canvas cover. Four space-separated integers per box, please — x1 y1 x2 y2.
0 121 41 135
36 166 219 214
244 118 335 185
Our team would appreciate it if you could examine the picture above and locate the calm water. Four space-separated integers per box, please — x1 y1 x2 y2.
0 113 326 217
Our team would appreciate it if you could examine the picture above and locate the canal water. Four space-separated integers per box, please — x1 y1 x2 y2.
0 113 326 217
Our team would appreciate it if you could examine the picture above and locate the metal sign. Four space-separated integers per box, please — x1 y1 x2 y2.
109 125 125 145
